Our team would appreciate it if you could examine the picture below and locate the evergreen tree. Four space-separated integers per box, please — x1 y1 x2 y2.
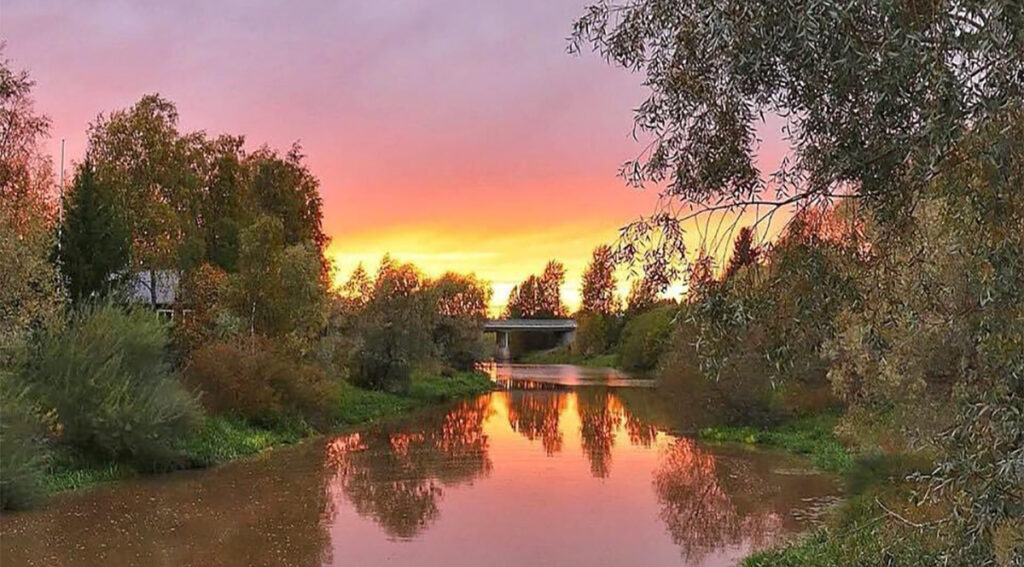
58 160 130 303
723 227 760 279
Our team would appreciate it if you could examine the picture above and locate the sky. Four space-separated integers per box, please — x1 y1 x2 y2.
3 0 788 312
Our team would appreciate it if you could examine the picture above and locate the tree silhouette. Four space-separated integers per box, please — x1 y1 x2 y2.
580 244 619 314
504 260 567 319
723 226 760 279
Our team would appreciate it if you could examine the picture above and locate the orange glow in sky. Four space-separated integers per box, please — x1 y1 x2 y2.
5 1 791 312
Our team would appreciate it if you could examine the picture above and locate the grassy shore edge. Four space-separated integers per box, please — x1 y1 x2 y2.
44 371 496 494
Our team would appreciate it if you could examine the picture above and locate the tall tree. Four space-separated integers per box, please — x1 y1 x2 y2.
201 135 250 272
571 1 1024 257
580 244 619 315
0 52 62 368
505 260 567 319
625 273 661 313
723 227 760 280
87 94 204 305
248 144 328 271
58 159 130 303
226 215 328 350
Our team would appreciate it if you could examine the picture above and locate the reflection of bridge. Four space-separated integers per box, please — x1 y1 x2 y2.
483 319 577 360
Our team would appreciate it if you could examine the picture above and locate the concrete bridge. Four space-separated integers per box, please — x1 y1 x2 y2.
484 318 577 360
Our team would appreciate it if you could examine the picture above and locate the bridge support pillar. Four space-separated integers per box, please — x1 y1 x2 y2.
560 329 576 347
496 331 511 361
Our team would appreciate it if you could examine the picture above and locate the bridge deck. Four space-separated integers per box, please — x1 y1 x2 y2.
483 318 577 332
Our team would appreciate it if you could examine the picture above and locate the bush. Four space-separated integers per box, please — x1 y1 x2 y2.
30 304 199 470
349 259 433 392
617 304 677 371
0 373 50 510
184 337 337 429
575 312 618 358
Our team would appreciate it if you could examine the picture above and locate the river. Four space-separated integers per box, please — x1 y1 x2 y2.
0 364 839 567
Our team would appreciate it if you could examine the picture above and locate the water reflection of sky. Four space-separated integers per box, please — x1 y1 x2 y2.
480 362 657 388
0 379 838 567
323 389 838 567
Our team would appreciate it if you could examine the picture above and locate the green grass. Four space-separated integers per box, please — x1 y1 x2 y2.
700 413 854 473
44 371 495 494
180 416 309 466
408 371 495 401
742 491 944 567
44 461 137 494
520 346 620 368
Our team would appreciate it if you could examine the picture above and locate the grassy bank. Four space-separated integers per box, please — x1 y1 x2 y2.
519 345 619 368
699 414 957 566
43 371 495 495
699 414 853 474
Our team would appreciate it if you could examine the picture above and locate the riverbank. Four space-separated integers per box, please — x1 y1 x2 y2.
698 414 853 474
698 413 959 566
43 371 495 495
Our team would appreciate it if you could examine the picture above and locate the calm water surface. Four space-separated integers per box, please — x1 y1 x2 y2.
1 364 839 567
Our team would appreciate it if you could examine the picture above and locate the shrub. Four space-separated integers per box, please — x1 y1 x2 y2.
617 304 677 371
0 373 50 510
31 304 199 470
575 312 618 358
349 258 433 392
184 337 337 429
427 273 490 371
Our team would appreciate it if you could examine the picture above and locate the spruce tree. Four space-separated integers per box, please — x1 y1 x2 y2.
58 160 130 303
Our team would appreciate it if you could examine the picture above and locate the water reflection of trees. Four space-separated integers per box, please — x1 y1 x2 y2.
576 389 621 478
653 438 782 562
506 391 566 455
323 396 493 539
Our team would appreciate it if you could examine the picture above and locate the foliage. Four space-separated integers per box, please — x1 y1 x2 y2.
722 226 760 280
664 207 862 423
505 260 568 318
172 262 230 357
225 215 328 352
571 0 1024 255
580 244 619 314
520 345 619 368
406 370 495 402
58 159 131 304
30 303 199 470
624 272 664 313
86 95 329 282
574 311 618 358
184 337 337 429
827 113 1024 564
700 414 853 474
427 272 491 370
617 303 677 372
43 460 135 495
349 257 434 392
178 415 307 467
0 53 63 370
0 373 50 510
334 371 493 425
248 144 328 268
87 94 205 280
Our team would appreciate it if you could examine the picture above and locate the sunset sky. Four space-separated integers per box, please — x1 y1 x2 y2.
3 0 788 312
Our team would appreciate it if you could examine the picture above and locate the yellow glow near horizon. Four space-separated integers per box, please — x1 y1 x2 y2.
327 208 787 315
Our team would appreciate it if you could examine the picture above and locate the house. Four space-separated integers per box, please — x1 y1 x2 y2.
129 270 180 320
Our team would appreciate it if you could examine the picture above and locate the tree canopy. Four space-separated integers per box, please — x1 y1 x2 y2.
571 1 1024 261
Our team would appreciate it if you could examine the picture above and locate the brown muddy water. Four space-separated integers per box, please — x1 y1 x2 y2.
0 364 840 567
